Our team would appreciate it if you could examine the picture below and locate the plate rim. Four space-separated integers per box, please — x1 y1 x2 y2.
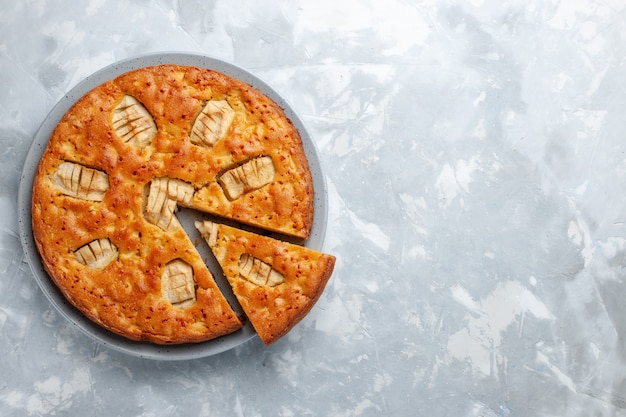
17 52 329 361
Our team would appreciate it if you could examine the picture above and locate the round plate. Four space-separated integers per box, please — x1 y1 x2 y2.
17 53 329 360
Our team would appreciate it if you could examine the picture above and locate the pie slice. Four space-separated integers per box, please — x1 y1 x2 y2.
196 220 335 345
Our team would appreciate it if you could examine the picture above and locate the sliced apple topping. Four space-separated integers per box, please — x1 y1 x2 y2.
74 238 118 270
218 156 275 201
144 178 195 231
238 253 285 287
161 259 196 309
194 220 219 248
189 99 235 148
111 95 157 149
54 161 110 201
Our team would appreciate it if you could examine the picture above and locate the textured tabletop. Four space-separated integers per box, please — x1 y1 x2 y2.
2 1 626 416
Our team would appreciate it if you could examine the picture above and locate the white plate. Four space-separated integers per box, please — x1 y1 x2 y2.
17 53 329 360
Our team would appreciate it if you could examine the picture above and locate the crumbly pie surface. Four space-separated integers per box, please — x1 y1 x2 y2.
31 64 332 345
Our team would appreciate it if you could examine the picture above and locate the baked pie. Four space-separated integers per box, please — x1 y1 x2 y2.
31 64 334 345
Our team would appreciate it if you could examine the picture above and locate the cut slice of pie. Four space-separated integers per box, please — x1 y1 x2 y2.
196 220 335 345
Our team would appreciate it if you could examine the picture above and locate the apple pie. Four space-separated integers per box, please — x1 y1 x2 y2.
31 64 333 345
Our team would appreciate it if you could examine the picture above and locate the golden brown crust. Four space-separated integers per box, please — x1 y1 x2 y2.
31 64 318 344
200 222 336 345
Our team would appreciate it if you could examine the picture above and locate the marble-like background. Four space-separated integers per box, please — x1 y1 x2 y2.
2 0 626 415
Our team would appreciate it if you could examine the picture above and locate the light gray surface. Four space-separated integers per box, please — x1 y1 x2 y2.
2 0 626 415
